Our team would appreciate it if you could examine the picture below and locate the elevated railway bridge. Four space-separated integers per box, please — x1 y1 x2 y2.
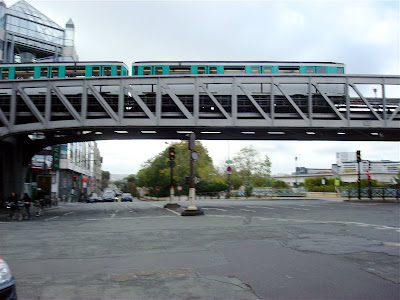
0 73 399 198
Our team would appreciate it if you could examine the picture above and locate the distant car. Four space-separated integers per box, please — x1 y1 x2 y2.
121 193 133 202
0 257 17 300
102 193 115 202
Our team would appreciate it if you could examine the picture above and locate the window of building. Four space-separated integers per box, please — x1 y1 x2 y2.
169 66 191 74
155 67 163 75
223 66 245 74
251 67 260 74
143 67 151 75
92 67 100 77
65 67 86 77
103 67 112 76
263 67 272 73
317 67 326 74
306 67 315 73
40 67 48 78
1 68 9 80
278 67 300 73
15 67 35 79
197 67 205 74
51 68 59 78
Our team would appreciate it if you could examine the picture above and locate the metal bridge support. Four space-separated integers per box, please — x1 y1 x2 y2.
0 136 36 203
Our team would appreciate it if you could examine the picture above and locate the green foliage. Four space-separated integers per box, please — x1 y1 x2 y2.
137 141 223 197
102 171 110 181
233 145 271 187
270 178 290 188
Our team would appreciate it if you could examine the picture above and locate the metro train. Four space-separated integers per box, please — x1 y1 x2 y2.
0 61 345 80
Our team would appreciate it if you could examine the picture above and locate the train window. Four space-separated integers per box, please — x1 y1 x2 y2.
103 67 112 76
92 67 100 77
143 67 151 75
197 67 205 74
40 68 48 78
1 68 9 80
15 67 35 79
65 66 86 77
133 66 138 75
263 67 272 73
155 67 163 75
337 68 344 74
169 66 191 74
306 67 315 73
209 67 217 74
51 68 59 78
278 67 300 73
223 66 245 74
252 67 260 74
317 67 326 73
117 66 122 76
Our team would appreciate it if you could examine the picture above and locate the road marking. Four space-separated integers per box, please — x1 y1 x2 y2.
246 206 274 210
148 203 181 216
240 209 256 213
85 216 176 221
277 206 310 211
109 209 119 218
63 212 74 216
44 216 59 221
203 208 227 212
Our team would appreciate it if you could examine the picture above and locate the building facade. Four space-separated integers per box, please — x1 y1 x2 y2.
29 142 102 202
0 0 78 63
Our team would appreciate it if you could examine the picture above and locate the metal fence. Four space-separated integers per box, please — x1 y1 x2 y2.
341 188 399 200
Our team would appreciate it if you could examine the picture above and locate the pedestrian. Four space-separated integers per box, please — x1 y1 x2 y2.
22 193 32 220
36 188 45 216
7 192 18 219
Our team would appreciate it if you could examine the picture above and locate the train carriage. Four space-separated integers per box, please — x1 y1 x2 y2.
132 61 345 76
0 61 128 80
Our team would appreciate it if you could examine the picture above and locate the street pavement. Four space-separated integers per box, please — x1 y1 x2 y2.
0 198 399 299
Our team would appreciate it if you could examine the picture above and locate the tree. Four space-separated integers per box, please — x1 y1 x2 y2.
233 145 271 188
136 141 224 196
102 171 110 181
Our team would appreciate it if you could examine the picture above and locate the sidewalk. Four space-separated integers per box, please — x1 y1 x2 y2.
0 205 61 221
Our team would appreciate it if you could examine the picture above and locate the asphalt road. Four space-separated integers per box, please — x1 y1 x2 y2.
1 198 399 299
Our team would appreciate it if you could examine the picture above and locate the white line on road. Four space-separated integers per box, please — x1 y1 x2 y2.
63 212 74 216
44 216 59 221
148 203 181 216
202 208 227 212
276 206 310 211
240 209 256 213
246 206 274 210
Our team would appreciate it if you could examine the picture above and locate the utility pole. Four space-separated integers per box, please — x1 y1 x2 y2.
356 150 361 200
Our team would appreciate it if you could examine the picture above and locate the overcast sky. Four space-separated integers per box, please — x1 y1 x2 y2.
8 0 400 175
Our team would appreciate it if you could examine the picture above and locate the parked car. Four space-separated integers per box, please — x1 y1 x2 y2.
121 193 133 202
0 257 17 300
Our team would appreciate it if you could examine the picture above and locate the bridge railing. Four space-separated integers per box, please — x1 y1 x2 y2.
341 187 399 200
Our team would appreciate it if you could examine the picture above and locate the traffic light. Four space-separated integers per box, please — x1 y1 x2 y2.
356 150 361 162
169 147 175 161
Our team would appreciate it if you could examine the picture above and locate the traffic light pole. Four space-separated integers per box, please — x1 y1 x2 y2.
357 150 361 200
164 147 180 209
182 133 204 216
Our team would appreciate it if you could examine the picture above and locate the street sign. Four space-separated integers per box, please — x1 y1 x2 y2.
177 186 182 191
167 161 176 167
225 160 233 164
227 166 232 174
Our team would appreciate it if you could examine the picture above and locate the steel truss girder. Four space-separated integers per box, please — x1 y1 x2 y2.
0 74 399 141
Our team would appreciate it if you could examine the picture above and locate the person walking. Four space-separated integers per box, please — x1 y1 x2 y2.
22 193 32 220
35 188 45 216
7 192 18 220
